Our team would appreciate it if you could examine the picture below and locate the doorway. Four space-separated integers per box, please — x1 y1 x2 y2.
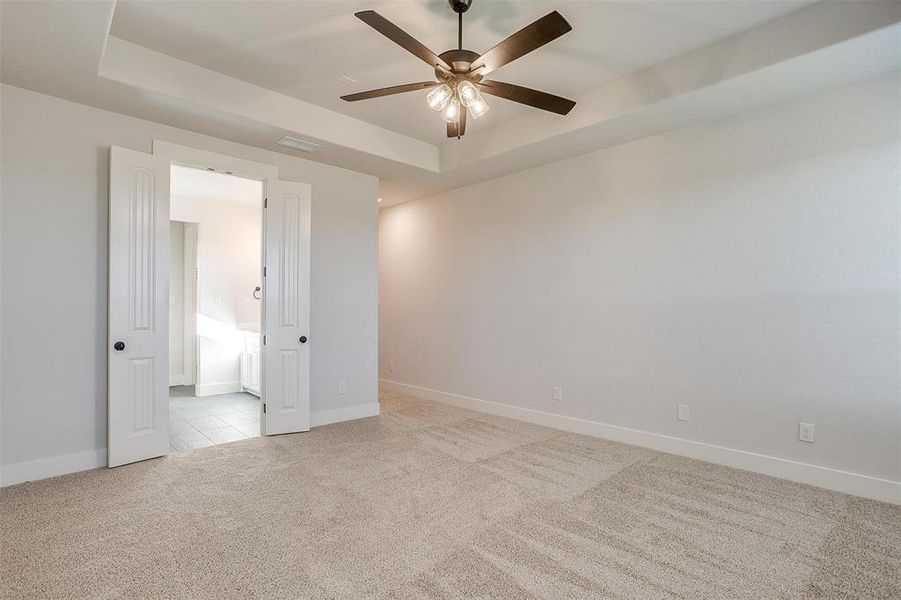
107 143 311 468
167 166 263 452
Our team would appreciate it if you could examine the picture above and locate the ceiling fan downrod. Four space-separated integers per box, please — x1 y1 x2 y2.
450 0 472 50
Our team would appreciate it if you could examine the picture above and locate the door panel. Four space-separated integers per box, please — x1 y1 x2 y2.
108 146 170 467
264 180 311 435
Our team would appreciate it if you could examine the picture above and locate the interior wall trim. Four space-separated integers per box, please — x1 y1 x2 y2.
0 402 381 487
379 379 901 505
311 402 380 427
152 140 279 181
0 449 107 488
194 381 243 397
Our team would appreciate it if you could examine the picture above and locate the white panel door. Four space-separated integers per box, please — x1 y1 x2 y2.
263 180 311 435
108 146 170 467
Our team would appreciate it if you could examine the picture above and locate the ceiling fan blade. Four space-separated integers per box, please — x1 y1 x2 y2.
476 80 576 115
470 11 571 76
447 107 467 139
341 81 438 102
356 11 451 71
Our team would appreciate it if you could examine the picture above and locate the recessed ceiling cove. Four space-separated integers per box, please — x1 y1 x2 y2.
109 0 818 146
5 0 894 207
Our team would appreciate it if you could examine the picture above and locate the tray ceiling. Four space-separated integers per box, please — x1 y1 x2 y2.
111 0 813 145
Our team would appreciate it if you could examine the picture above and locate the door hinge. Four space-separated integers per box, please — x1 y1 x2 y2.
263 403 266 414
263 335 266 345
263 266 267 277
264 198 268 208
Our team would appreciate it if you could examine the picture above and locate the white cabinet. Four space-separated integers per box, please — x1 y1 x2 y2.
241 352 261 396
240 331 261 397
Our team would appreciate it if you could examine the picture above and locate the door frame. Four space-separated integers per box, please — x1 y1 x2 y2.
167 220 199 387
153 141 279 435
182 222 199 386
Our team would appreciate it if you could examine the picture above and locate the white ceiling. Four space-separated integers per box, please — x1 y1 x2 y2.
111 0 813 145
171 165 263 207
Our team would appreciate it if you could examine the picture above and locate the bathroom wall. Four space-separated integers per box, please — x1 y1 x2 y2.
170 188 262 396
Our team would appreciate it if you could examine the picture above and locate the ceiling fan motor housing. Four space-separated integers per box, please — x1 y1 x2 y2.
437 49 482 77
449 0 473 14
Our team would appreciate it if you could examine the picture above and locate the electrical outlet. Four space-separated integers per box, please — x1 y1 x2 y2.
799 422 815 443
553 386 563 401
338 381 346 395
677 404 689 422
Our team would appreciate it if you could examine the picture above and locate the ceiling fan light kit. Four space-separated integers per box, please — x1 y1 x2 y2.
467 95 489 120
341 0 576 139
442 98 461 123
426 84 453 111
457 80 479 107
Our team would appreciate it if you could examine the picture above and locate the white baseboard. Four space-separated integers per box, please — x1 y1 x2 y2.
1 449 107 488
242 386 261 398
195 381 242 397
1 402 381 488
312 402 380 427
169 374 185 387
380 379 900 505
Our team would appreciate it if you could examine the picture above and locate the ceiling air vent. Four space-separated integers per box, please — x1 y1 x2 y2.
277 136 322 152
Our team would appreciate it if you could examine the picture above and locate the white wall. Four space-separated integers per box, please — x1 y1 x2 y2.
379 75 901 492
0 84 379 479
169 221 185 384
171 191 262 395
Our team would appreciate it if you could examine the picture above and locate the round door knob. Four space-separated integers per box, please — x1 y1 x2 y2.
113 341 126 351
299 336 307 344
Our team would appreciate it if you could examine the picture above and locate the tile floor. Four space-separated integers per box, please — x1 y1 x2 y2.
168 385 260 452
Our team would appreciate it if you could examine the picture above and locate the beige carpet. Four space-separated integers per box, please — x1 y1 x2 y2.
2 391 899 599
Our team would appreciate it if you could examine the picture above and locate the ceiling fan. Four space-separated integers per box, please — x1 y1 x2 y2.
340 0 576 139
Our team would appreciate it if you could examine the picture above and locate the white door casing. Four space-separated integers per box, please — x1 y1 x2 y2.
108 146 171 467
263 180 312 435
183 222 198 386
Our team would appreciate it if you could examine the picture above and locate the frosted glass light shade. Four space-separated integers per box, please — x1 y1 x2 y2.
458 80 480 107
468 96 490 119
442 97 460 123
426 84 453 111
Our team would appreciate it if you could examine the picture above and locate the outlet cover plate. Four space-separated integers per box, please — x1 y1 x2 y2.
799 422 815 443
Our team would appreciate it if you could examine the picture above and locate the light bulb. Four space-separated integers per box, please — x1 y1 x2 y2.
426 84 453 111
442 97 460 123
468 96 490 119
458 80 480 107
